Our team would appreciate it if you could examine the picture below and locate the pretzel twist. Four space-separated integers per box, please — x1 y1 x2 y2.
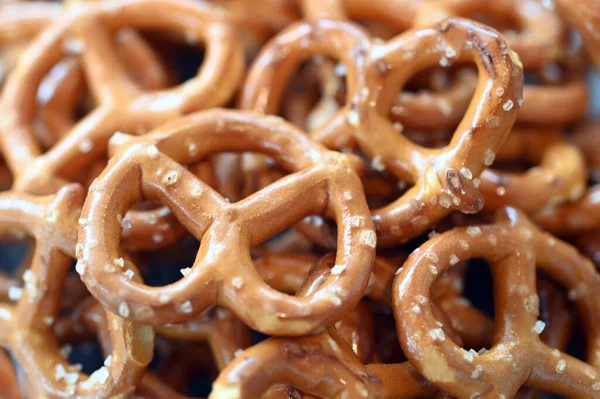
78 109 375 335
243 17 522 246
394 207 600 397
479 128 587 212
0 0 244 195
0 186 154 398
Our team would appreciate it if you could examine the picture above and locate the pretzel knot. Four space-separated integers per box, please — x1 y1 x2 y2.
0 0 244 195
78 109 375 335
394 207 600 398
0 185 154 398
241 17 523 246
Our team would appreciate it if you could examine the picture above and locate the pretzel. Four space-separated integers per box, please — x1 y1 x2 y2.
478 127 587 213
394 206 600 397
572 119 600 183
298 0 583 129
54 297 250 399
555 0 600 68
0 185 154 398
242 17 522 246
535 185 600 236
0 0 244 195
77 109 375 335
210 260 439 399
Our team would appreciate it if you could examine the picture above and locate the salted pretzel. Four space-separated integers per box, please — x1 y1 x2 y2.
54 297 251 399
298 0 584 129
555 0 600 68
394 207 600 397
210 260 439 399
77 109 375 335
478 127 587 213
0 185 154 398
535 185 600 236
0 0 244 195
242 17 522 246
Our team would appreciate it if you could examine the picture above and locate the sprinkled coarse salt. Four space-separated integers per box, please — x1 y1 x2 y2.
426 252 439 263
78 139 93 153
124 269 135 280
467 226 481 237
556 359 566 373
178 301 193 314
55 364 66 381
484 149 495 166
445 47 457 58
361 230 377 248
350 216 365 227
464 351 474 362
460 167 473 180
119 302 130 317
152 233 164 244
60 344 72 359
163 171 179 185
64 372 79 385
471 366 483 379
231 277 244 289
180 267 191 277
348 110 360 126
428 328 445 341
533 320 546 334
449 254 460 265
331 264 346 275
75 261 86 276
371 156 386 172
503 100 514 111
8 287 22 301
104 355 112 367
87 366 110 386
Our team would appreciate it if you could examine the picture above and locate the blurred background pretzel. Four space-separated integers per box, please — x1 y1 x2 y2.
0 0 244 195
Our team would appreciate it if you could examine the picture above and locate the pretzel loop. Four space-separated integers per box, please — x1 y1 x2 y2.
79 110 375 335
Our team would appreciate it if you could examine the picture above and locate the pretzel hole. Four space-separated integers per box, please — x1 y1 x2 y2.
149 341 217 397
136 236 200 287
390 65 477 138
134 30 205 88
0 239 32 302
279 57 347 133
369 301 406 364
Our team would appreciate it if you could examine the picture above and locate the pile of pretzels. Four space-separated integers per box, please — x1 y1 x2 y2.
1 0 600 398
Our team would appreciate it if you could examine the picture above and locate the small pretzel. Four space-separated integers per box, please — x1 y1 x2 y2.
479 128 587 213
555 0 600 68
394 207 600 397
0 185 154 398
0 0 244 195
78 109 375 335
535 185 600 236
210 261 438 399
242 17 522 246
